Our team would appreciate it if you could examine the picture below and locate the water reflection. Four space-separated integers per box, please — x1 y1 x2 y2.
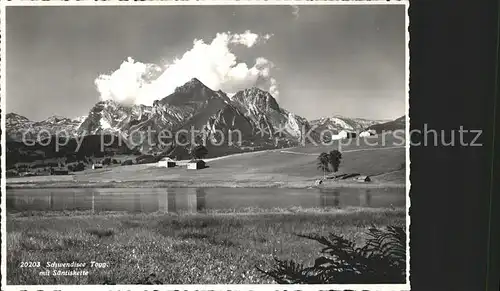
196 188 207 211
6 186 399 213
320 190 340 208
134 193 141 212
167 190 177 213
360 189 372 207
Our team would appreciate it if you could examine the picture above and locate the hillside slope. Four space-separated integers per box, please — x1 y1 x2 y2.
7 135 406 188
367 116 406 133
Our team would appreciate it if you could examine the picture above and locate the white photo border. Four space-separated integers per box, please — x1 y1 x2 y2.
0 1 411 290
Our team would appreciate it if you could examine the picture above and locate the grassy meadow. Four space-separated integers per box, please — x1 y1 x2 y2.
6 207 405 285
7 135 406 189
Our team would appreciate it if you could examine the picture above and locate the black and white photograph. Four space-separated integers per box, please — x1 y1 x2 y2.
1 1 409 288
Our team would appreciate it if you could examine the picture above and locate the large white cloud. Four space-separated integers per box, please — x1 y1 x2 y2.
95 30 279 106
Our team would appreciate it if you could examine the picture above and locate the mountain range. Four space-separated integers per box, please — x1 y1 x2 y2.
6 113 84 142
6 78 405 157
309 115 390 134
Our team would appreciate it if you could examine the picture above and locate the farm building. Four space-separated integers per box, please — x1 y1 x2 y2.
158 157 176 168
92 163 103 170
187 160 206 170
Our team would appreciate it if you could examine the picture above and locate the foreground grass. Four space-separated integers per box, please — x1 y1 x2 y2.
7 207 405 284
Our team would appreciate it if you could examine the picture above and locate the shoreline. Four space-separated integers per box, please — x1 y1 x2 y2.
7 207 406 219
6 179 405 189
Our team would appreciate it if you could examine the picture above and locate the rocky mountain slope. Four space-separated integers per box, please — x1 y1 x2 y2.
72 78 314 152
309 115 390 134
231 87 311 142
6 113 84 141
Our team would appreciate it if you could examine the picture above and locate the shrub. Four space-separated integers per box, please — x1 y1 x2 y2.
65 154 77 163
122 159 133 166
257 226 406 284
135 155 157 164
102 157 112 166
190 145 208 159
47 162 58 167
73 162 85 172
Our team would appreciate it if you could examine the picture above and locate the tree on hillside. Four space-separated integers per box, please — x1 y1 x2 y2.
191 145 209 160
328 150 342 172
317 152 330 179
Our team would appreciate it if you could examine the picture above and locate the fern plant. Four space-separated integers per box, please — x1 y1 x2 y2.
256 226 406 284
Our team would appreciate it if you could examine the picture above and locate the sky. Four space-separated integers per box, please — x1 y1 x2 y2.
6 4 406 122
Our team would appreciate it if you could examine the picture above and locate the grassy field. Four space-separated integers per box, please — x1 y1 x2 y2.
7 135 406 189
6 207 405 285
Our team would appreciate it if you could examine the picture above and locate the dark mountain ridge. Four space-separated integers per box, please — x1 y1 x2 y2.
367 116 406 133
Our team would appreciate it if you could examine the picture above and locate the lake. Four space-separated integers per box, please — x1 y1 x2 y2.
6 187 406 213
